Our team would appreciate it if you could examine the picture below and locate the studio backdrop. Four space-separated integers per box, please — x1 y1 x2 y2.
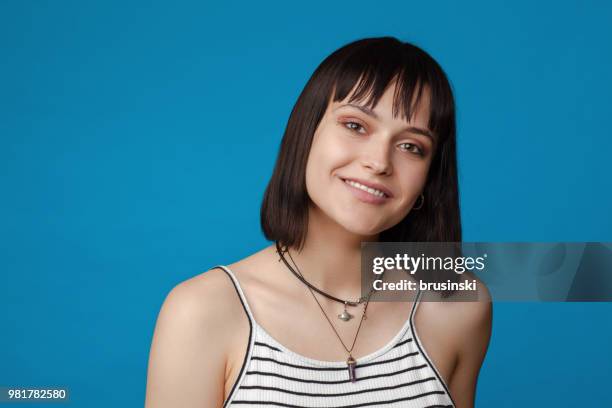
1 1 611 407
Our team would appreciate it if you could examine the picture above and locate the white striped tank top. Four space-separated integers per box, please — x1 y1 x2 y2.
216 265 456 408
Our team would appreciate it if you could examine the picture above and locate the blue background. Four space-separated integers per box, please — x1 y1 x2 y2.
1 1 611 406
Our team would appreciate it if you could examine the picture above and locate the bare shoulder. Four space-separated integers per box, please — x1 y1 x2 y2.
421 272 491 318
161 266 248 336
174 266 246 315
445 274 493 407
223 244 283 299
416 274 492 407
429 273 492 341
144 267 247 408
448 273 492 326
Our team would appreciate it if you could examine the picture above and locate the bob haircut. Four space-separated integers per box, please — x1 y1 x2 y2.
261 36 461 250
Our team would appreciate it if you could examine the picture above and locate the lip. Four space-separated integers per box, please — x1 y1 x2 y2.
339 176 394 198
339 176 393 205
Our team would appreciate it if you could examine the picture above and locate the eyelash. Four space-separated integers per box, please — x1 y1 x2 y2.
398 142 424 156
342 121 424 157
344 121 366 134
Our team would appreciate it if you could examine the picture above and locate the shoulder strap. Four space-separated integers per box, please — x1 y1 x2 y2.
212 265 257 327
211 265 256 408
408 288 457 407
409 287 423 324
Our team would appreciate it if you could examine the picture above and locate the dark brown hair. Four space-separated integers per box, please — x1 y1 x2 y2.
261 37 461 250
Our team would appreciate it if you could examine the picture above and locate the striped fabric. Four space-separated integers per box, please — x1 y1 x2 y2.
215 265 455 408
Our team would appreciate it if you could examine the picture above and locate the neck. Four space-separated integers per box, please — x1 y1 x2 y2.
283 204 378 301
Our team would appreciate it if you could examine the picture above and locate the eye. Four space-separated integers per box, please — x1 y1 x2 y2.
398 142 424 156
343 121 366 134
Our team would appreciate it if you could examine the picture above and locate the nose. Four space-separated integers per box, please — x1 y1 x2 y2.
360 141 392 175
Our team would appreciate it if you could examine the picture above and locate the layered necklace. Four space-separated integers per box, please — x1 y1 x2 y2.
275 241 385 382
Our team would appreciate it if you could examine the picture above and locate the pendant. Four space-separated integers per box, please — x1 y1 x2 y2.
338 302 353 322
347 355 357 382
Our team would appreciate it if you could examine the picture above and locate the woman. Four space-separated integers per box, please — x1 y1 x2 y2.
145 37 492 408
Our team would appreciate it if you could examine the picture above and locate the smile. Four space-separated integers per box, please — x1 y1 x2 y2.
342 178 389 199
342 179 389 204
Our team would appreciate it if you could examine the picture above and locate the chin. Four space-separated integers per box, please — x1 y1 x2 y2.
311 201 396 238
336 217 387 238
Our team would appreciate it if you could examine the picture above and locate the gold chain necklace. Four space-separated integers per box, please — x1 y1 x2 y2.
282 247 379 383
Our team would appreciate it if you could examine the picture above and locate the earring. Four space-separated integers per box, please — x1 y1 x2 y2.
413 194 425 210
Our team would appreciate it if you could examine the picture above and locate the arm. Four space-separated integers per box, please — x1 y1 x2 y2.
145 275 229 408
448 284 493 408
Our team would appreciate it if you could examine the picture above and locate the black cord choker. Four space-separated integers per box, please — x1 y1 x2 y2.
274 241 384 312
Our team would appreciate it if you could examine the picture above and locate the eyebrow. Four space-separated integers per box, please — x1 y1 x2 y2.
334 103 435 140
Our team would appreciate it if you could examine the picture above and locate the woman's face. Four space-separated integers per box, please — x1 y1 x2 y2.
305 81 435 237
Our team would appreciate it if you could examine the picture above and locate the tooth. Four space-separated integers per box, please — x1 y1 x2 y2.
345 179 386 197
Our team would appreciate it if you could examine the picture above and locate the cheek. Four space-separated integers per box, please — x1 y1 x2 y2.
306 133 352 183
394 161 431 203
